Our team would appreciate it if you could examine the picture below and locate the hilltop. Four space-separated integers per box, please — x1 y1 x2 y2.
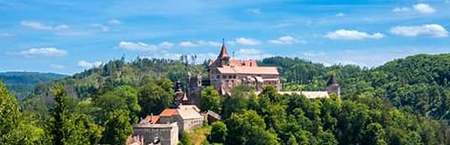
0 71 66 99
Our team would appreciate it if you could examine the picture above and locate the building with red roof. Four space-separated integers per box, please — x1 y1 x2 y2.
209 40 281 94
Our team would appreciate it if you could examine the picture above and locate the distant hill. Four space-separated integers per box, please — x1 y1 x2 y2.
0 72 66 99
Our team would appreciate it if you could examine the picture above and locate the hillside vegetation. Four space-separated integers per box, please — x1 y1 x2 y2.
2 54 450 145
0 72 66 99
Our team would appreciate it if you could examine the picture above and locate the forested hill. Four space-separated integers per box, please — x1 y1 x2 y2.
342 54 450 120
0 72 66 99
9 54 450 145
23 54 450 121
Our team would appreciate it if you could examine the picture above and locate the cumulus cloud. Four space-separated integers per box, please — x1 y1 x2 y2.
235 37 261 46
19 48 67 57
390 24 448 38
179 40 221 48
269 36 304 45
393 3 435 14
118 41 174 51
21 21 69 31
413 3 435 14
78 60 103 69
237 48 272 59
325 29 384 40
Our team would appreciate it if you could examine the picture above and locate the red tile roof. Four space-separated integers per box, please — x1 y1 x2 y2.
217 66 279 75
144 115 160 124
160 108 178 116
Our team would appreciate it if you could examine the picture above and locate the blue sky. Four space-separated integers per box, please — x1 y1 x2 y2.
1 0 450 74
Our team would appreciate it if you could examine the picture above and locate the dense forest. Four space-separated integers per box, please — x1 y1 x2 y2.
2 54 450 145
0 72 66 99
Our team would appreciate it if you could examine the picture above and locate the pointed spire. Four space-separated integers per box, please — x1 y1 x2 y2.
218 38 230 60
327 74 338 86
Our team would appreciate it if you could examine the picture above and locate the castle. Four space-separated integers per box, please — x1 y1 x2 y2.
208 40 340 98
208 40 282 95
129 40 340 145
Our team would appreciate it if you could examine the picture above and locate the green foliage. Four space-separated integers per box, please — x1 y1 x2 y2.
200 86 222 113
225 110 280 145
100 110 132 145
0 72 66 99
138 77 174 116
210 87 450 145
50 84 104 145
209 121 227 143
180 132 193 145
93 85 140 144
222 85 257 118
340 54 450 121
0 81 47 145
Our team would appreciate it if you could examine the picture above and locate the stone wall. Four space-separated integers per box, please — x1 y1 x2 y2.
132 122 179 145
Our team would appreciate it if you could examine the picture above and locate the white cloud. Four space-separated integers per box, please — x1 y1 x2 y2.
179 40 221 48
390 24 448 37
325 29 384 40
19 48 67 57
92 24 109 32
413 3 435 14
21 21 52 30
269 35 304 45
78 60 103 69
179 41 199 47
247 8 262 15
237 48 272 60
118 41 174 51
159 41 174 49
235 37 261 46
21 20 69 31
392 7 411 13
107 19 121 25
54 24 70 30
393 3 435 14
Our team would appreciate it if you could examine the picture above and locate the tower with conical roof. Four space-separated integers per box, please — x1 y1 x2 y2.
217 39 230 66
326 74 340 96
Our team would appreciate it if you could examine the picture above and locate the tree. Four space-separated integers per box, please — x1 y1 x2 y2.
200 86 222 113
138 77 174 116
225 110 280 145
50 84 104 145
222 86 256 118
210 121 227 143
0 81 46 145
95 85 141 123
100 110 132 145
363 123 387 145
94 86 140 145
51 84 67 145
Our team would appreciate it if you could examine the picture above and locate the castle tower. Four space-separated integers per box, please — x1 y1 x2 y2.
326 75 340 96
217 39 230 66
173 80 188 107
